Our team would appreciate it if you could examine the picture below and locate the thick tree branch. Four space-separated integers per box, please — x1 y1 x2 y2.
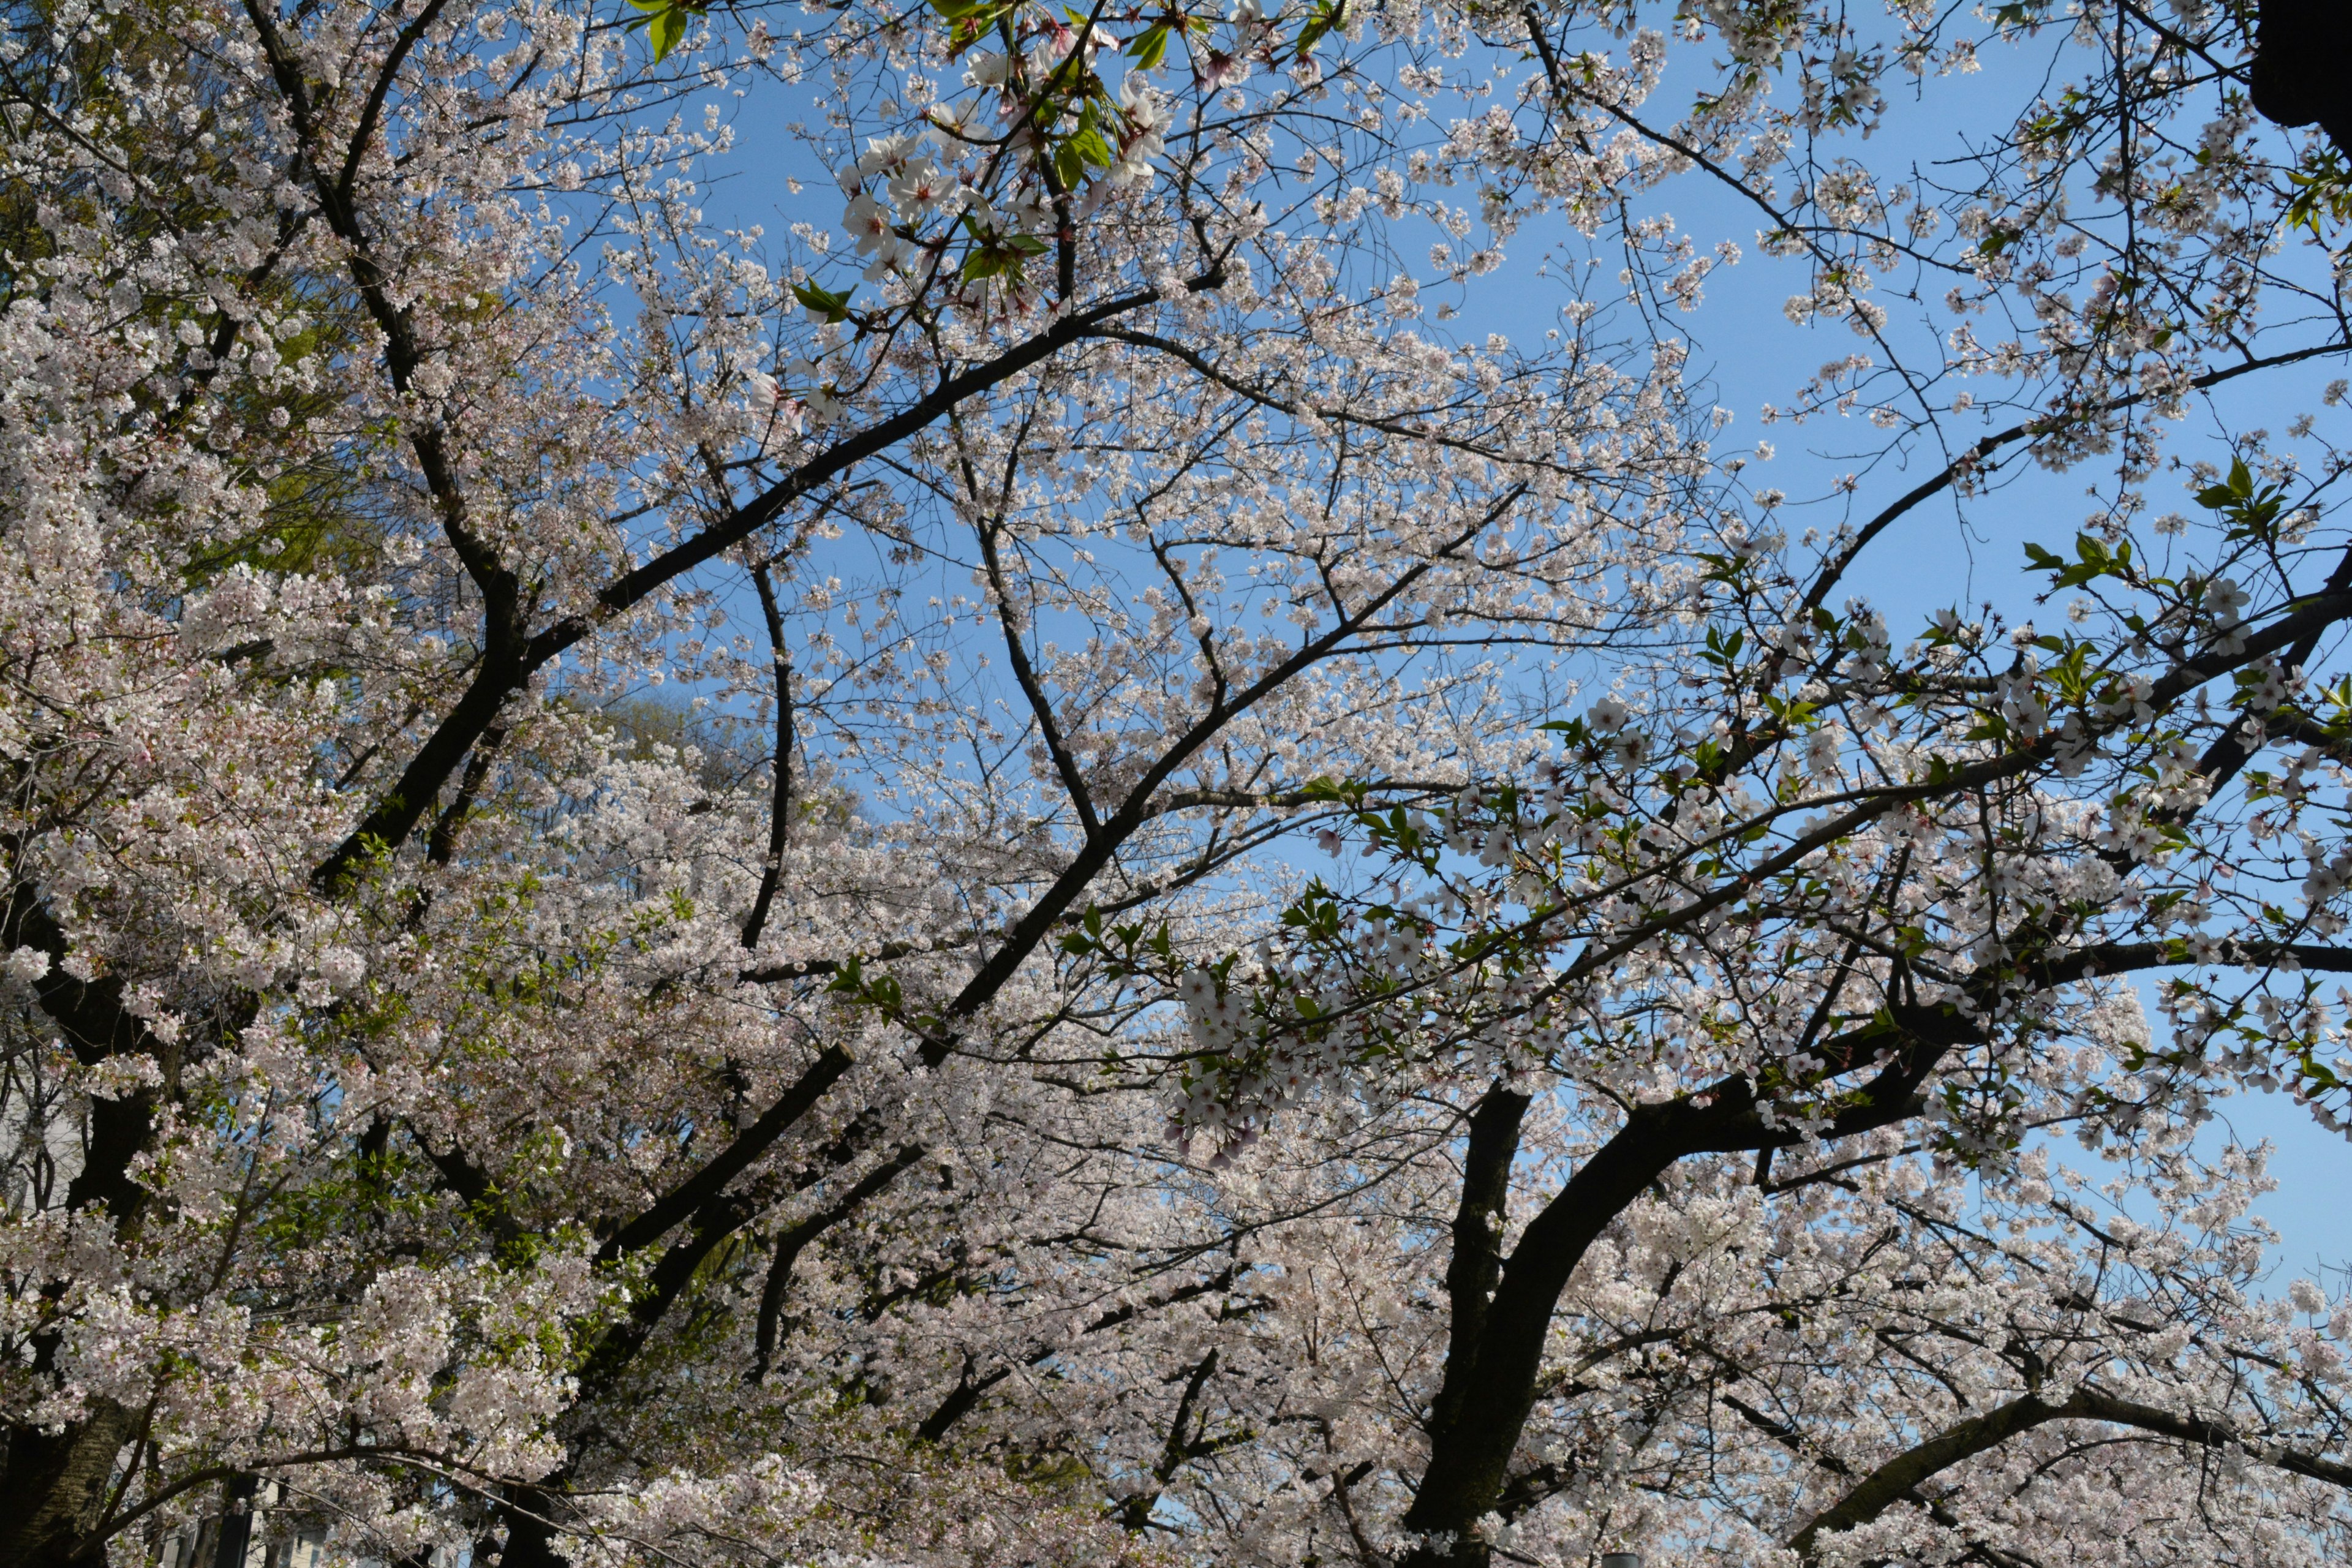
312 265 1232 892
1789 1385 2352 1559
914 1266 1240 1444
926 491 1523 1067
1425 1087 1529 1441
750 1141 927 1378
0 878 174 1229
739 562 796 951
1401 1005 1961 1560
594 1046 854 1265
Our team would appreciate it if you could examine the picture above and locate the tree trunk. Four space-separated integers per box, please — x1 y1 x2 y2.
2250 0 2352 153
0 1400 135 1568
492 1485 568 1568
1400 1117 1679 1567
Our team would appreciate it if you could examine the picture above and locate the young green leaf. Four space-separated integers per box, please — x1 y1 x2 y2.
791 281 854 323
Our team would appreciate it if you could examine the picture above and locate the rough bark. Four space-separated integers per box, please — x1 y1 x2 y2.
0 1398 137 1568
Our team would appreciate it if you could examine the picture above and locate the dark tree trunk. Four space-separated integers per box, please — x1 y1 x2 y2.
208 1476 260 1568
1400 1114 1681 1568
2250 0 2352 153
0 1400 135 1568
1396 1011 1957 1563
491 1485 568 1568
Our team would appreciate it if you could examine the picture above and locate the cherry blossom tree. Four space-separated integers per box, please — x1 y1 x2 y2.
2 0 2351 1564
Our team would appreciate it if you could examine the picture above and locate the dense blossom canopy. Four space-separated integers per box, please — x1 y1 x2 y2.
2 0 2352 1564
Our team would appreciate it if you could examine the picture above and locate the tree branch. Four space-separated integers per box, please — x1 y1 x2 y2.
1789 1385 2352 1560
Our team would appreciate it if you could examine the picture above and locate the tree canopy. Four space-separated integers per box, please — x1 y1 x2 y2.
3 0 2352 1564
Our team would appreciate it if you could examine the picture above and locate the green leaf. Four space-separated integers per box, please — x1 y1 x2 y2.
791 280 854 322
2284 147 2352 241
930 0 1012 56
1293 0 1344 59
2027 532 2126 592
1068 122 1114 169
650 1 687 60
2190 454 2290 541
1125 21 1170 69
